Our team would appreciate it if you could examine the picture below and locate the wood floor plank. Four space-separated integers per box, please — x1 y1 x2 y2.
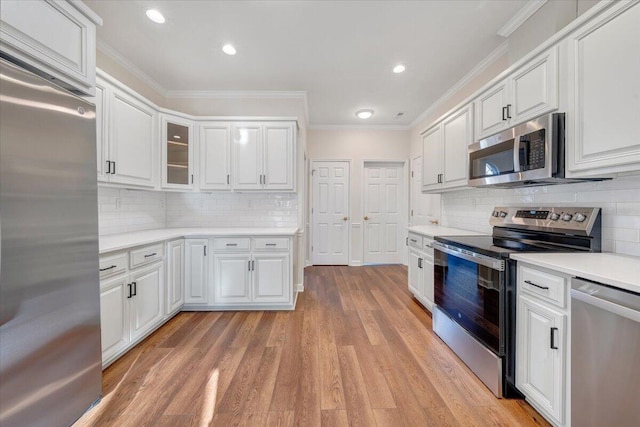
74 265 551 427
320 409 349 427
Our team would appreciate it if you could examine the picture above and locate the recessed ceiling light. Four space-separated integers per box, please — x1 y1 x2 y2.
146 9 166 24
356 109 374 119
393 64 406 74
222 44 237 55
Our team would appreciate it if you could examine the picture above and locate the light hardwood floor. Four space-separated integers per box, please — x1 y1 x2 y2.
75 265 550 427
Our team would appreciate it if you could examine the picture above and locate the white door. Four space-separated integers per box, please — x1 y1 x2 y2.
311 161 350 265
200 123 231 190
363 162 404 264
253 253 290 303
129 262 164 342
232 123 263 190
166 239 185 314
263 122 294 190
214 253 252 304
185 239 209 305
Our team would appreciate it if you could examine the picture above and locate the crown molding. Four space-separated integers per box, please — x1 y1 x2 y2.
97 39 168 96
497 0 549 38
165 89 307 99
308 124 410 131
408 40 508 130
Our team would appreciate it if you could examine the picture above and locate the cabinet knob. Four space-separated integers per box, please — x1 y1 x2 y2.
343 216 348 221
364 216 369 221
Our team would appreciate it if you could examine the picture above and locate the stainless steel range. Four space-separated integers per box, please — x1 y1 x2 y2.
431 207 601 398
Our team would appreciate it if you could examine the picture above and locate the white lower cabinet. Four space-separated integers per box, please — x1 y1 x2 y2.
99 246 167 367
100 274 130 364
253 253 290 303
166 239 185 314
185 239 209 305
516 264 568 426
214 253 252 304
407 239 435 311
129 262 164 342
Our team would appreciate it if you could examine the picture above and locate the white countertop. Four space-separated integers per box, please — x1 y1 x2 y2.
100 227 299 254
510 252 640 294
408 224 483 238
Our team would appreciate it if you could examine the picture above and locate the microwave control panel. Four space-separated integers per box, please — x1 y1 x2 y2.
519 129 546 171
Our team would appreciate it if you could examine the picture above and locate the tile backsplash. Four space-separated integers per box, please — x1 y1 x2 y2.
440 174 640 256
97 187 298 235
98 187 166 235
166 192 298 228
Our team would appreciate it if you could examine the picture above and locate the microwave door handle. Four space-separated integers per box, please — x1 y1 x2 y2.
513 137 521 173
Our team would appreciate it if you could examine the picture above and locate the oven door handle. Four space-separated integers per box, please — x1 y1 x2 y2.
432 241 505 271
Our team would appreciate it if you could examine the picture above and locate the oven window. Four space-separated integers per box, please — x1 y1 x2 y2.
469 139 515 179
434 250 503 354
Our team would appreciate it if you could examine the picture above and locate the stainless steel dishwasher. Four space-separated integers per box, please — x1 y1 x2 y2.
571 277 640 427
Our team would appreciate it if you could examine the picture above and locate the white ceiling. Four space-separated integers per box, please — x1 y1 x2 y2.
85 0 532 127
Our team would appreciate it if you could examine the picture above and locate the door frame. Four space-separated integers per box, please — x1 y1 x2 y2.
310 159 352 266
361 159 408 266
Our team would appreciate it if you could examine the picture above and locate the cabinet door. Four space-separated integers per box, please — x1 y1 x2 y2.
232 123 263 190
214 253 252 304
100 274 130 364
422 253 434 309
130 262 164 342
95 80 109 182
185 239 209 305
408 249 423 297
263 122 295 190
442 105 472 189
253 253 290 303
108 88 156 187
200 123 231 190
0 0 97 95
421 125 442 190
475 81 509 140
566 2 640 175
162 115 194 189
510 46 558 125
167 240 185 314
516 294 566 425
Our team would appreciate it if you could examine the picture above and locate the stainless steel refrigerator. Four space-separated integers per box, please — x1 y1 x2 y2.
0 57 102 426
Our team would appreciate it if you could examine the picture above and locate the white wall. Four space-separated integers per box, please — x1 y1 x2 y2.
307 128 410 265
440 175 640 256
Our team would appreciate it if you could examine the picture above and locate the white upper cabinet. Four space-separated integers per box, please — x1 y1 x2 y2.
108 86 157 187
422 104 473 192
232 123 263 190
263 122 295 190
233 122 296 191
199 122 231 190
475 46 558 140
161 114 194 190
564 1 640 176
0 0 101 95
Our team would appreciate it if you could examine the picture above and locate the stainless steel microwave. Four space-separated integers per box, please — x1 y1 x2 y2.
467 113 605 188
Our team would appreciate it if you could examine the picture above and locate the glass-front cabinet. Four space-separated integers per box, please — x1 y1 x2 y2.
161 113 194 189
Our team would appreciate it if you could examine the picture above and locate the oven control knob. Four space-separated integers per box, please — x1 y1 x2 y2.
550 213 560 221
574 213 587 222
499 211 508 218
561 213 573 221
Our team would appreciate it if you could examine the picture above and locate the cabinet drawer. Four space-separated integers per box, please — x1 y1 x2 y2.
253 237 289 251
519 265 567 308
213 237 251 251
130 243 164 269
99 253 128 279
408 233 423 249
423 237 434 254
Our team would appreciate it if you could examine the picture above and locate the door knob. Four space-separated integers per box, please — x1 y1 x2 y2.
364 216 369 220
343 216 349 221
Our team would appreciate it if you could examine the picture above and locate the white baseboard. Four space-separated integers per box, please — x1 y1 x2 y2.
296 282 304 292
350 261 363 267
